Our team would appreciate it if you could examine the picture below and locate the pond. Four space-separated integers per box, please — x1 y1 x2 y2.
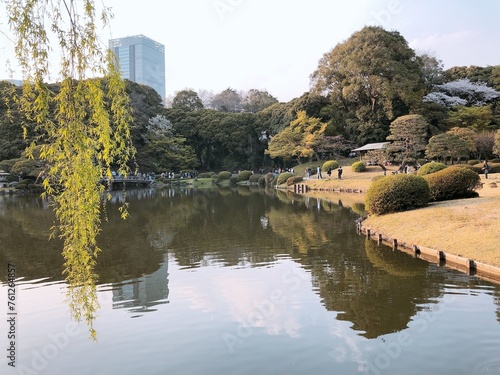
1 187 499 375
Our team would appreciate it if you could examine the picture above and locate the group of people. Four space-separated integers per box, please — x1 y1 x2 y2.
160 171 197 179
395 163 421 174
304 166 343 180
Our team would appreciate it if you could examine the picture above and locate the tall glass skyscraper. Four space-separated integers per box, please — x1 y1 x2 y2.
109 35 166 101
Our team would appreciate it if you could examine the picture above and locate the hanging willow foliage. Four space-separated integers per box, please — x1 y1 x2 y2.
2 0 135 339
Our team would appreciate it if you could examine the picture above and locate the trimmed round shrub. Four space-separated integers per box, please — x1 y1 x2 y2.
248 173 261 183
467 159 480 165
258 175 266 186
351 161 367 172
487 162 500 173
264 173 276 186
276 172 294 185
417 161 447 176
218 171 232 180
467 163 483 173
237 170 253 181
286 176 304 186
365 174 430 215
229 176 239 185
322 160 339 172
424 166 481 201
450 164 475 171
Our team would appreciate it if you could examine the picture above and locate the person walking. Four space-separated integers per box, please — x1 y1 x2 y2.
327 167 332 179
483 161 490 179
317 166 322 179
337 166 343 179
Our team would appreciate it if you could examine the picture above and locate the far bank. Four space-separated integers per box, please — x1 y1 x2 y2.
293 167 500 268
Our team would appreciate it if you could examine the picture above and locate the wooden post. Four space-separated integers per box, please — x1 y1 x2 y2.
438 251 445 261
378 233 383 245
413 245 420 256
366 229 371 237
468 260 476 272
392 239 398 250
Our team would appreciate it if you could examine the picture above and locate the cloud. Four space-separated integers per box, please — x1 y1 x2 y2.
409 30 478 51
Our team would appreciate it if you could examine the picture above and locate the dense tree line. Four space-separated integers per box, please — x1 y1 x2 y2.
270 26 500 165
2 26 500 177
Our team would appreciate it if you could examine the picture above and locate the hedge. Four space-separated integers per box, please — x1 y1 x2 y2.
276 172 294 185
286 176 303 186
417 161 447 176
424 166 481 201
365 174 430 215
264 173 276 186
467 162 500 174
218 171 232 180
237 170 253 181
248 173 261 183
481 162 500 173
322 160 339 172
351 161 367 172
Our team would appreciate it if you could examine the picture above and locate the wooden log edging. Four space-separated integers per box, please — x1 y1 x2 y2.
293 184 310 193
289 183 366 194
359 223 500 285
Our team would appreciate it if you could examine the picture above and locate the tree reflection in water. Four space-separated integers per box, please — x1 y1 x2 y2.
2 188 500 342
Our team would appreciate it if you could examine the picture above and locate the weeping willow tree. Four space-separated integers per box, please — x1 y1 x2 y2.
2 0 135 339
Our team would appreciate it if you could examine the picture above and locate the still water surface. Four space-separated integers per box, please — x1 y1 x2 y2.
1 187 500 375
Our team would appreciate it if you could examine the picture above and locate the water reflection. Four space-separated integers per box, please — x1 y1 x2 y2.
2 187 500 345
110 258 169 316
107 188 157 204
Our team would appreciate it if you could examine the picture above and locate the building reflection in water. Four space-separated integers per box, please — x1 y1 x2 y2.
111 256 169 316
108 188 157 204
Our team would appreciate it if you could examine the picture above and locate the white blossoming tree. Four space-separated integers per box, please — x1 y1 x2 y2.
423 79 500 107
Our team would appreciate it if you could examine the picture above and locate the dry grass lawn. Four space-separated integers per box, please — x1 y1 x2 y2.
300 164 393 192
298 169 500 267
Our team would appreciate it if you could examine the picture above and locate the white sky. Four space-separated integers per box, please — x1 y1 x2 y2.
1 0 500 102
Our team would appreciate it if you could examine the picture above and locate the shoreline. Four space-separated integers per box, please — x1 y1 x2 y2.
290 167 500 282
